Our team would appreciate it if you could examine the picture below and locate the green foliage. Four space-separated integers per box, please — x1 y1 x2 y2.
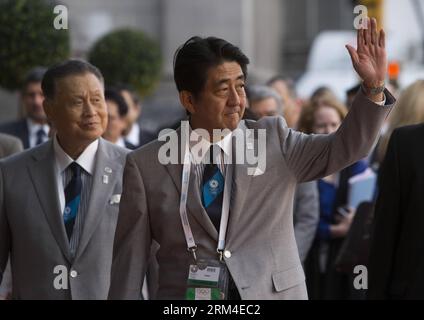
0 0 70 91
88 28 162 97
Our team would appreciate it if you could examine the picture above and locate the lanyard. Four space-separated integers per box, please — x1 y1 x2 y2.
179 135 233 262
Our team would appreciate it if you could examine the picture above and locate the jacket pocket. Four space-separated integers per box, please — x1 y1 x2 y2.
272 264 305 292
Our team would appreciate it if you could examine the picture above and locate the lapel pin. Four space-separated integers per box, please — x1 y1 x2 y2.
103 174 109 184
104 167 112 173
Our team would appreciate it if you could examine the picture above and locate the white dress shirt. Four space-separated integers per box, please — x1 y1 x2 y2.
27 119 49 148
115 137 127 149
126 122 141 146
189 126 232 188
53 136 98 213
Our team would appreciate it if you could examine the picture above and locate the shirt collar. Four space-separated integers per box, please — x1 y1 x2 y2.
126 122 140 146
27 118 49 135
115 137 126 148
53 135 99 175
188 125 232 158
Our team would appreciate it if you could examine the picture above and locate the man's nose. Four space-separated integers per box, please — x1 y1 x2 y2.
83 101 96 116
228 87 240 106
34 94 44 106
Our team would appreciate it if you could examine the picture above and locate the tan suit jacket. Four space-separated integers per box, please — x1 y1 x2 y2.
109 90 395 299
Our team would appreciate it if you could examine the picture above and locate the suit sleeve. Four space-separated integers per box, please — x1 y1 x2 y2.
0 163 11 287
367 129 402 299
278 89 394 183
6 138 23 155
108 154 152 300
293 181 319 263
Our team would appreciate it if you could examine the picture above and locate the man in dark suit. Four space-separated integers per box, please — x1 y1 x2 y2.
116 85 155 148
0 60 129 299
0 67 49 149
368 124 424 299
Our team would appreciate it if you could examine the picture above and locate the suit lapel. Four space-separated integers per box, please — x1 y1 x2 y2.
75 139 121 259
164 128 218 240
28 141 72 262
165 122 258 243
226 122 254 244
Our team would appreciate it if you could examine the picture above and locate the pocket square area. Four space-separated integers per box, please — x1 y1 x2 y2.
109 194 121 205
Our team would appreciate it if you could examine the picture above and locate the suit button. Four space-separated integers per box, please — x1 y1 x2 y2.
224 250 232 258
70 270 78 278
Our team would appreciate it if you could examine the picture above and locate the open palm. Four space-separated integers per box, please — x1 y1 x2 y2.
346 18 387 87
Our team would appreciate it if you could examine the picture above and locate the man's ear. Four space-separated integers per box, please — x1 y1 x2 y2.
179 91 196 114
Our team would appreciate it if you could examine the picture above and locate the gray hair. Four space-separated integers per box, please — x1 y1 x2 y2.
247 85 283 114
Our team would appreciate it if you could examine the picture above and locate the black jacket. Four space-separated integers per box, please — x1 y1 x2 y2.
368 124 424 299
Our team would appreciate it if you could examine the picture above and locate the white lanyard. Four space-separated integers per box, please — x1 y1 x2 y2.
179 139 233 261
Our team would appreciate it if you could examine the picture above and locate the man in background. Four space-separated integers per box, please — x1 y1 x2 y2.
116 85 155 148
0 67 49 149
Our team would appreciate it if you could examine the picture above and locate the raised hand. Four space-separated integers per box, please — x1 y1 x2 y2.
346 17 387 99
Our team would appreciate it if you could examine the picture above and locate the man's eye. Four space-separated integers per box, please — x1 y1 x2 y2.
237 84 245 92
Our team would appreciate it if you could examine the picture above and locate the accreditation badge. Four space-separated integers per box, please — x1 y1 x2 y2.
185 259 229 300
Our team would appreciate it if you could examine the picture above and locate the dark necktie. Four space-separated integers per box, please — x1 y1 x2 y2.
63 162 82 241
35 128 46 145
202 146 224 230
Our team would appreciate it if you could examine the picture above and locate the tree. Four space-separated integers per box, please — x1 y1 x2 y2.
0 0 70 91
88 28 162 97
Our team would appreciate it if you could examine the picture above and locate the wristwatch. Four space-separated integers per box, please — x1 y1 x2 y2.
361 81 385 96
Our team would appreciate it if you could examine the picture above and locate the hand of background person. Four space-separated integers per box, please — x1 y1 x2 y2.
331 208 355 238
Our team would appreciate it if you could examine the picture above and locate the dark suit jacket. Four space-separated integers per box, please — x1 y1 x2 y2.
368 124 424 299
0 119 29 149
138 127 156 148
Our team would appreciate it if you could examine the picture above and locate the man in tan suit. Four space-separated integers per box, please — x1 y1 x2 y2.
109 19 395 300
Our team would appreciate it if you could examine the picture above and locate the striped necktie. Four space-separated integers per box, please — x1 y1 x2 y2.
63 162 82 241
202 146 224 230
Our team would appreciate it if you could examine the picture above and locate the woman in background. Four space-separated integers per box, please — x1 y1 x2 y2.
300 96 368 300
